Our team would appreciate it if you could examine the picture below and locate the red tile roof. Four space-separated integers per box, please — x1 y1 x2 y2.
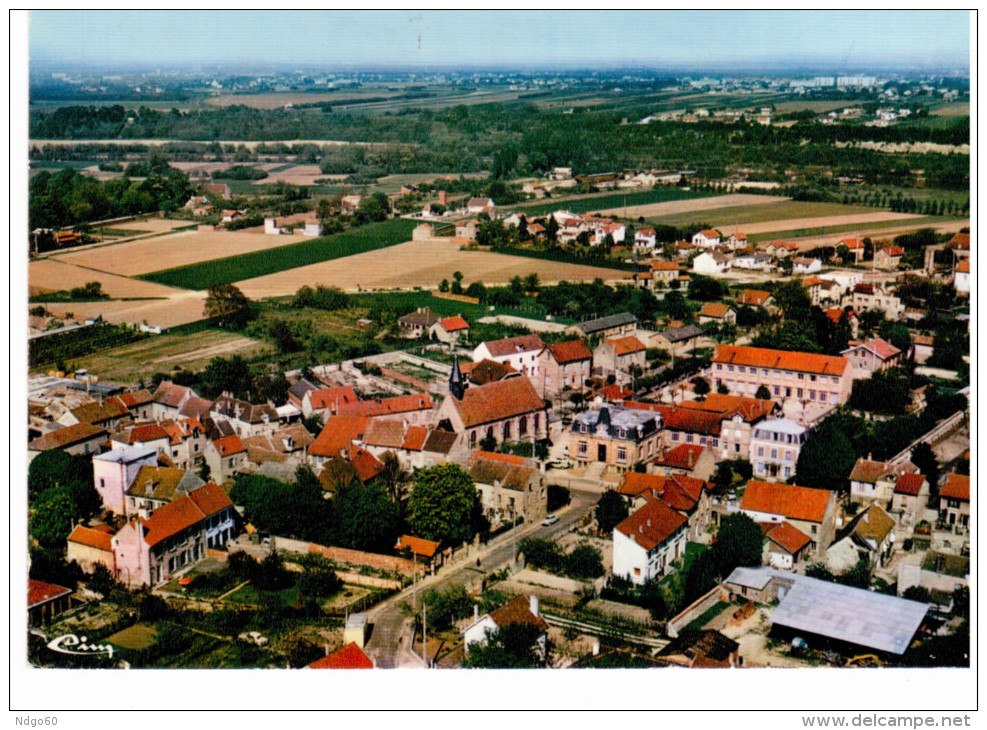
126 423 171 444
881 246 905 257
308 386 358 412
141 484 232 547
309 416 368 458
741 480 832 523
948 233 970 250
597 384 634 403
714 345 848 376
481 334 546 358
940 473 969 502
651 261 681 271
894 473 927 497
471 450 527 467
646 405 722 436
801 276 824 288
439 315 469 332
698 302 734 319
678 393 776 423
763 521 811 554
401 425 429 451
361 419 406 449
338 393 433 418
844 337 901 361
28 579 73 609
117 390 154 408
350 447 385 483
607 336 646 356
69 399 129 425
698 229 721 238
395 534 441 559
737 290 772 307
68 525 114 552
213 435 245 457
461 359 519 385
546 340 592 364
28 423 108 451
187 483 234 517
152 381 193 408
956 260 970 273
614 499 688 551
824 308 857 325
450 377 546 428
307 643 374 669
653 443 707 471
488 595 549 633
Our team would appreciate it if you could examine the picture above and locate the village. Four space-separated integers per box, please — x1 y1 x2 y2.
27 178 971 669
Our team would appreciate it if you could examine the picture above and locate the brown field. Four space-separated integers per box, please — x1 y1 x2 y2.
594 193 787 219
202 91 403 109
930 102 969 117
51 229 309 276
715 211 922 236
34 292 209 330
784 219 970 252
234 239 631 298
29 259 182 298
252 164 327 186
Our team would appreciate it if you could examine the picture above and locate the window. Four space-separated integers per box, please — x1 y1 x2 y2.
757 446 765 457
617 447 628 462
811 525 818 534
716 363 723 371
578 441 588 455
685 434 694 444
99 478 105 488
773 386 781 396
738 366 746 373
727 365 735 373
770 448 778 459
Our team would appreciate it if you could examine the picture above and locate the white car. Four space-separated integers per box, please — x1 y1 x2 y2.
541 514 560 526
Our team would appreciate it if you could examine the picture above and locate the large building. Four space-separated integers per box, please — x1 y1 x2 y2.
568 406 663 473
712 345 853 406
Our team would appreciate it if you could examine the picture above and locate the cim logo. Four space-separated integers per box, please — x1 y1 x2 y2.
46 633 114 659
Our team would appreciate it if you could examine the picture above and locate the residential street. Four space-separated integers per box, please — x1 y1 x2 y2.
364 488 599 668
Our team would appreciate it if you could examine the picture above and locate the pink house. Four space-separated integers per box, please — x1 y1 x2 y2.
536 340 593 398
92 446 158 515
712 345 853 406
112 484 237 587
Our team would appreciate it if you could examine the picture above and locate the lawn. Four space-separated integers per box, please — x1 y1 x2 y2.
351 290 573 325
222 581 302 607
139 218 418 290
517 187 713 216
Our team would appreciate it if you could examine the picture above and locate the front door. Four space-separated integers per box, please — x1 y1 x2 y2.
597 444 607 462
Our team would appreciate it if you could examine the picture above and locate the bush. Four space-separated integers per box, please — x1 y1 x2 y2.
518 537 565 574
566 544 605 580
297 565 342 599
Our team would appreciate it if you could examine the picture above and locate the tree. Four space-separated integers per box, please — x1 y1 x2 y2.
686 275 724 301
712 513 764 577
755 385 772 400
269 319 300 354
910 442 941 498
796 421 856 492
28 450 93 502
298 563 342 599
30 488 76 548
595 489 629 535
328 480 399 553
524 272 540 294
903 586 933 604
566 544 604 579
684 548 718 602
463 622 543 668
407 464 480 545
692 377 711 402
465 281 487 301
204 283 251 328
199 355 253 399
639 579 670 620
438 278 449 293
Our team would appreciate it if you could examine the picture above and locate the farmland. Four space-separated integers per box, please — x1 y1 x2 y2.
140 218 419 290
517 187 714 216
714 211 923 236
34 292 210 330
29 259 183 298
233 239 631 299
746 217 969 248
592 193 789 221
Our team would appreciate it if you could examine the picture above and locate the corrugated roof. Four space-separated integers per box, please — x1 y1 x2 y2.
575 312 637 334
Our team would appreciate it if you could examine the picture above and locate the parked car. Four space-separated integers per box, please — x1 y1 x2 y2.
541 514 560 526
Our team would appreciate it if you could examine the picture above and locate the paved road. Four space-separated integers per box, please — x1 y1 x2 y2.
365 489 599 668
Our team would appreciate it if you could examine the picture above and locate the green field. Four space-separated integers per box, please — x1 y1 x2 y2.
746 215 957 244
517 187 713 216
140 218 418 290
641 200 876 229
352 290 574 325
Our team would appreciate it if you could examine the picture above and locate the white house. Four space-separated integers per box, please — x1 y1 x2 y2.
749 418 807 481
692 229 722 249
462 595 549 662
692 250 731 276
634 228 657 251
592 222 626 246
303 220 321 237
725 232 748 250
612 499 688 585
466 197 495 214
731 252 773 270
792 257 822 274
954 260 970 294
472 334 546 378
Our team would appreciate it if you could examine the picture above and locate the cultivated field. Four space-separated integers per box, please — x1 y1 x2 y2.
66 329 270 383
775 218 970 252
202 91 403 109
33 292 210 330
29 259 182 298
51 228 312 276
234 239 631 298
593 193 785 219
641 200 875 230
930 102 970 117
251 164 326 186
715 211 923 236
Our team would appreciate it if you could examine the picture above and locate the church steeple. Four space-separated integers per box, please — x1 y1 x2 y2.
449 355 465 400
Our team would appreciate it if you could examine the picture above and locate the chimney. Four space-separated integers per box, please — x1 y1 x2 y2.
688 449 695 468
474 604 479 622
144 480 154 496
529 595 539 617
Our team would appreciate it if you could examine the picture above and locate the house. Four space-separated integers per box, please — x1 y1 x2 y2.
838 237 866 263
28 423 109 464
536 340 593 399
740 480 838 556
792 257 822 275
612 498 688 585
655 630 740 668
307 416 368 473
211 395 279 437
58 398 130 429
593 336 646 384
150 381 204 421
938 473 969 532
841 338 902 375
912 334 935 364
568 406 663 473
819 270 864 292
303 220 321 237
28 579 75 626
650 443 716 481
618 471 711 539
874 246 905 270
157 418 209 470
112 483 238 587
67 524 116 574
340 195 362 214
203 435 247 482
593 383 634 404
765 241 799 258
650 324 707 356
663 393 777 460
731 252 773 271
435 364 548 450
566 312 638 340
711 345 853 405
849 283 904 319
398 308 439 338
761 521 813 570
466 197 495 214
472 334 545 378
124 465 206 519
116 390 155 421
650 261 683 284
307 643 374 669
455 220 479 240
461 359 520 387
469 451 547 529
240 424 314 466
824 308 860 339
394 535 442 572
830 504 896 569
697 302 737 326
736 289 775 309
463 595 549 663
430 315 470 345
849 457 918 508
92 446 158 515
337 393 435 426
749 418 807 481
634 228 657 250
692 229 722 248
412 223 434 240
359 420 432 471
725 232 748 250
301 385 359 420
692 251 731 276
591 221 626 246
953 260 970 294
890 472 930 526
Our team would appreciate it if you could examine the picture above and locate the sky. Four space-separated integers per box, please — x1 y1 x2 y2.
28 10 971 72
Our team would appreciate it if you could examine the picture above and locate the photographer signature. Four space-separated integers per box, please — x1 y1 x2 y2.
46 634 114 659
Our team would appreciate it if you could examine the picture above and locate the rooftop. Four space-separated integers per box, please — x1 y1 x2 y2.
714 345 848 377
614 499 688 551
741 480 832 524
573 312 637 335
450 377 545 428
